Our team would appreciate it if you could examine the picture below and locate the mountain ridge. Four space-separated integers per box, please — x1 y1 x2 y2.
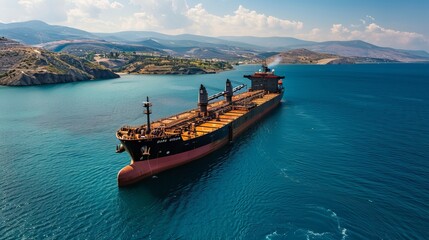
1 20 428 62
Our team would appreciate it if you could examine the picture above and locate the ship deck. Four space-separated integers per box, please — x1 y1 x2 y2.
117 90 280 141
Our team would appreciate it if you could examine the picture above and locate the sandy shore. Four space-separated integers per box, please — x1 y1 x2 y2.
317 58 339 64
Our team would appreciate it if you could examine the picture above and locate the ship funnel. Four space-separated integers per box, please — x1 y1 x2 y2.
143 96 152 134
225 79 233 103
198 84 208 116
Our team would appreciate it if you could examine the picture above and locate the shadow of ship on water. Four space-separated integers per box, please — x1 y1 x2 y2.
116 103 285 205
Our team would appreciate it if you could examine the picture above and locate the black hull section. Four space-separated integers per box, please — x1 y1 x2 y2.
120 92 283 164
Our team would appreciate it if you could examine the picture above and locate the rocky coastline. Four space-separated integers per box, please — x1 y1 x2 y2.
0 38 119 86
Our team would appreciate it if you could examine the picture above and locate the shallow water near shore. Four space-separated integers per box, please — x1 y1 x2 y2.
1 64 428 239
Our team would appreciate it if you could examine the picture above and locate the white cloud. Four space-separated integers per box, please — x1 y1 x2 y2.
10 0 69 22
331 24 349 34
115 3 303 35
110 1 123 9
119 12 161 31
366 15 375 21
124 0 190 31
329 24 352 41
18 0 43 9
329 21 428 50
1 1 428 51
364 23 427 46
185 4 303 36
295 28 321 41
65 0 126 29
66 0 123 14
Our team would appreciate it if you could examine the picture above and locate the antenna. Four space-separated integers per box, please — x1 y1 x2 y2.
143 96 152 134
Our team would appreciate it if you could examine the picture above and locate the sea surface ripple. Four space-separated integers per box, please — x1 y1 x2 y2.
1 64 428 239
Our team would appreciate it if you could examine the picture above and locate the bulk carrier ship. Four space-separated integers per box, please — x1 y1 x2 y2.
115 64 285 186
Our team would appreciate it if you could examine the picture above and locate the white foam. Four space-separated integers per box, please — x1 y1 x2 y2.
280 168 300 183
265 231 286 240
314 206 348 239
341 228 348 240
307 230 328 237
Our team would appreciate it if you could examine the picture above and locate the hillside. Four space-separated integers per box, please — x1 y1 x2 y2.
269 49 338 64
219 36 315 49
1 21 428 63
296 40 429 62
0 38 119 86
42 38 257 61
42 39 165 57
0 20 97 45
98 53 233 74
267 49 397 65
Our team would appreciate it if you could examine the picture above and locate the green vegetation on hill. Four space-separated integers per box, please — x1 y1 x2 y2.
96 52 233 74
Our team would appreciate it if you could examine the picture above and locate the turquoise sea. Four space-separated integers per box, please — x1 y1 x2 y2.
1 64 428 239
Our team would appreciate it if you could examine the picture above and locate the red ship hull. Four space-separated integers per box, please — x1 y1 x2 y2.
116 64 285 187
117 92 283 186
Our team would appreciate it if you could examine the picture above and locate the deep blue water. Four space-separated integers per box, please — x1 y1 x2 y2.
1 64 428 239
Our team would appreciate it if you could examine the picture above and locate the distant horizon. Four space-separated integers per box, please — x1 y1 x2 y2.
0 0 428 51
2 19 428 54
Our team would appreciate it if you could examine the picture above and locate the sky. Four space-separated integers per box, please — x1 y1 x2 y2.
0 0 428 51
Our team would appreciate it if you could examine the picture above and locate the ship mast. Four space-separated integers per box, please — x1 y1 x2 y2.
143 96 152 134
225 79 233 103
198 84 208 116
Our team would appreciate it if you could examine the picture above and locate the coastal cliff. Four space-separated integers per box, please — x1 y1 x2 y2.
0 38 119 86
